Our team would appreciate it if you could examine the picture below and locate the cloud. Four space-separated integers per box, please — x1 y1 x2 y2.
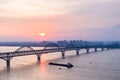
0 0 120 41
0 0 75 17
113 24 120 29
71 0 120 28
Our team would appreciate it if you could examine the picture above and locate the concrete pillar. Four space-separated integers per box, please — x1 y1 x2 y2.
95 48 97 52
61 51 65 58
86 49 89 53
101 48 104 51
6 58 10 69
37 54 41 62
76 50 80 55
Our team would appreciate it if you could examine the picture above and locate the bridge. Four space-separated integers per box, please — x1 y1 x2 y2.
0 42 119 70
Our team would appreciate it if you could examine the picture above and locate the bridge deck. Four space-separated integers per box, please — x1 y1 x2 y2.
0 44 119 70
0 48 76 58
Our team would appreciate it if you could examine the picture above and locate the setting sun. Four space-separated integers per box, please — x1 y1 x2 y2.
39 33 46 37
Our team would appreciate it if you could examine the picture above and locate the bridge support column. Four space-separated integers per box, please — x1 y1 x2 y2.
61 51 65 58
37 54 41 62
95 48 97 52
6 58 10 68
76 49 80 55
5 53 12 71
86 49 89 53
101 48 104 51
107 48 109 50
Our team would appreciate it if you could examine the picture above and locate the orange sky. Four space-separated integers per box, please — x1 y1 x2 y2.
0 0 120 41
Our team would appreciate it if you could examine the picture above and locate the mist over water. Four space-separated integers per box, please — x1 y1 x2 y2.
0 47 120 80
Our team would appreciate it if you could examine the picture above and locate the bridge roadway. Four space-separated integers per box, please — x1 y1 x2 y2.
0 43 119 70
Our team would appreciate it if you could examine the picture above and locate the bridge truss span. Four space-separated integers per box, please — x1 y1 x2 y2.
15 46 34 52
43 43 63 53
0 42 118 70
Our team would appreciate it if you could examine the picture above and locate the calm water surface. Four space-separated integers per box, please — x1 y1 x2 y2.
0 47 120 80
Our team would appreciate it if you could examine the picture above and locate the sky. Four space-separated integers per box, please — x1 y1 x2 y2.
0 0 120 41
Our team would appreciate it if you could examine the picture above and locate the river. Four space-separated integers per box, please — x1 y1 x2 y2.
0 47 120 80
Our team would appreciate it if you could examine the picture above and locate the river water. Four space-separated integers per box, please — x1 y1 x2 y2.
0 47 120 80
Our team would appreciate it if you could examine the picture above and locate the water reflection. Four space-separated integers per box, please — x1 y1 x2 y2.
0 47 120 80
7 66 10 72
39 60 47 78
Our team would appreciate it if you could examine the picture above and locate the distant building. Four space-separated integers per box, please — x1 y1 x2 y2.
57 40 68 47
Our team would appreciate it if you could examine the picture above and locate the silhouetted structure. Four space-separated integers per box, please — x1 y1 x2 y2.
0 41 120 70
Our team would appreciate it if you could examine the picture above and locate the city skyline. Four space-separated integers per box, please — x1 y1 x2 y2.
0 0 120 41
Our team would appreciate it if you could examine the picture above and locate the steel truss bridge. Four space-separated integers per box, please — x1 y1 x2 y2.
0 43 119 70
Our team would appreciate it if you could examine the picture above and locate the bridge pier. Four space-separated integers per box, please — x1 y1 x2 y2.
86 48 89 53
6 58 10 68
101 48 104 51
94 48 97 52
37 54 41 62
76 49 80 55
5 53 12 71
107 48 110 50
61 51 65 58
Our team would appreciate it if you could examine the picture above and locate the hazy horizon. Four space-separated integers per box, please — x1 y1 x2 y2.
0 0 120 41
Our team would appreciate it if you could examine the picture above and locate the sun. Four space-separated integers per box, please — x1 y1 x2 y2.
39 32 46 37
